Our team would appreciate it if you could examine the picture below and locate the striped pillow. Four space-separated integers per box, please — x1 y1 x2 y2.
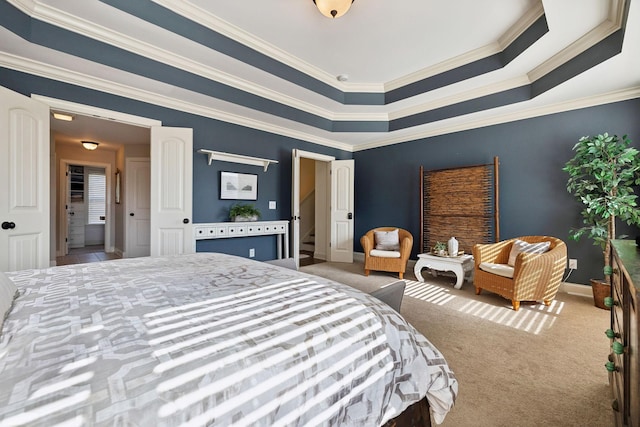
508 239 550 266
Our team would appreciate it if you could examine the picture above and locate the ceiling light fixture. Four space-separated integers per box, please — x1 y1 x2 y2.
313 0 354 18
81 141 99 150
52 112 74 121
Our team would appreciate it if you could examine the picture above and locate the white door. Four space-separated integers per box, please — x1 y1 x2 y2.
150 127 193 256
0 86 50 271
330 160 354 263
291 149 335 268
126 158 151 258
291 150 301 268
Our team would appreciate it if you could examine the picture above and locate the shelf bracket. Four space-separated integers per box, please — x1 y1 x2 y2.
197 149 278 171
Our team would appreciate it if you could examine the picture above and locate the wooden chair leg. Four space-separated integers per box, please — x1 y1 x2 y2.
543 300 551 306
512 300 520 311
399 272 404 279
475 287 482 295
365 269 370 276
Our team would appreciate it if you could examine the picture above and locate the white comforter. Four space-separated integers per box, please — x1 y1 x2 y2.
0 253 457 426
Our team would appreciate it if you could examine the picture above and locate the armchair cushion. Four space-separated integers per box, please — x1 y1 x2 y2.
370 249 401 258
374 229 400 250
479 262 514 279
507 239 550 266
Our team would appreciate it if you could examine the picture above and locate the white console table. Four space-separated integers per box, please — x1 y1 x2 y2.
194 220 289 259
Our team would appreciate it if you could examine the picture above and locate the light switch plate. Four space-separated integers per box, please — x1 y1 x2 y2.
269 201 276 209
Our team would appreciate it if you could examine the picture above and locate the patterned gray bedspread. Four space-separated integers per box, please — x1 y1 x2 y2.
0 253 457 426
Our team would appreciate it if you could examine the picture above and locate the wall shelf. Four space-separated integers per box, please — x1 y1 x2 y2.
197 149 278 171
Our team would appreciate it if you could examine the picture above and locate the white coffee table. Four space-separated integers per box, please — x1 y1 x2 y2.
414 253 474 289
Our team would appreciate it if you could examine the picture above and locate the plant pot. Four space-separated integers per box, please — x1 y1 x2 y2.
590 278 611 310
234 215 258 222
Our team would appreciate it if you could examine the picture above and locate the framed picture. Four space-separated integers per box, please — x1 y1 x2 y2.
220 171 258 200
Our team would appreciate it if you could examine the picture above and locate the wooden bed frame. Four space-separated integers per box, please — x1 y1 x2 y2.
384 397 432 427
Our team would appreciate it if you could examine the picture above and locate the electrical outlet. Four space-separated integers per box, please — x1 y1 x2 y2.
568 258 577 269
269 201 276 209
249 248 255 258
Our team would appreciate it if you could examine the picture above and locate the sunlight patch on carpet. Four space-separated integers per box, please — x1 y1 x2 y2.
457 299 565 334
404 281 456 305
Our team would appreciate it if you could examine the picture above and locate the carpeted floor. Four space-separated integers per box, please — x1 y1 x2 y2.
300 260 613 427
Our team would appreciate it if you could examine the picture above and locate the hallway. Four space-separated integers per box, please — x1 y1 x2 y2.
56 245 121 266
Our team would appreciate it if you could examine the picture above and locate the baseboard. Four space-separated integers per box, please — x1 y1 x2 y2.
560 281 592 297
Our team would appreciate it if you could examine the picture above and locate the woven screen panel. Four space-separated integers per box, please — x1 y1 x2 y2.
422 163 496 254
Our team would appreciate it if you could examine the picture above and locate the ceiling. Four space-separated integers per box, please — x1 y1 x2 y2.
2 0 639 152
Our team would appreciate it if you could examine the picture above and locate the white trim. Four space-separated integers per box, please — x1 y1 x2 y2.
59 159 113 256
10 0 613 100
528 0 625 82
559 282 592 297
0 52 354 151
497 1 545 49
388 76 532 121
32 95 162 128
354 85 640 152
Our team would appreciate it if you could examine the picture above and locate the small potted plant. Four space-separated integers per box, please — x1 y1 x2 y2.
229 203 261 222
433 241 447 256
563 132 640 309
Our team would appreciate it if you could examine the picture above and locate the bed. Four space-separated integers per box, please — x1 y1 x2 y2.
0 252 457 426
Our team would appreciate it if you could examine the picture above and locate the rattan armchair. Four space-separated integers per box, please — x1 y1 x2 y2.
361 227 413 279
472 236 567 311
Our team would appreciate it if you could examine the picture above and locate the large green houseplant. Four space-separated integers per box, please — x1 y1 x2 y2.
563 133 640 305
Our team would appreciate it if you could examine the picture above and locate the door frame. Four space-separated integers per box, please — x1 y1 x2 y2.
58 159 113 255
292 149 335 268
31 95 162 259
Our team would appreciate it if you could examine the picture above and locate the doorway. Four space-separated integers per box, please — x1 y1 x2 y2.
58 160 113 259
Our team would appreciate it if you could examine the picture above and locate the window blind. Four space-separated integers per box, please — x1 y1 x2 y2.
87 168 106 225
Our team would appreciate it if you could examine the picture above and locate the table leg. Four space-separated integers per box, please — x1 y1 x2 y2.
414 260 426 282
453 265 464 289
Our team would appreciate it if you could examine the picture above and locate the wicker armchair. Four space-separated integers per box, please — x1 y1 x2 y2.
472 236 567 311
361 227 413 279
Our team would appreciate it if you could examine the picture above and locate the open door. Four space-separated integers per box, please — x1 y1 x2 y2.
292 149 336 268
330 159 354 263
125 158 151 258
150 127 194 256
0 86 50 271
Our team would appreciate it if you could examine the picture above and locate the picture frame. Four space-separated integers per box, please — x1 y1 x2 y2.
220 171 258 200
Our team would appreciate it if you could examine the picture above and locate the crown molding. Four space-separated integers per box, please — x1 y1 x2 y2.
152 0 351 92
154 0 538 94
388 76 531 121
32 94 162 127
354 86 640 152
0 52 355 152
529 0 624 82
497 1 545 48
4 50 638 155
384 43 502 92
7 0 354 119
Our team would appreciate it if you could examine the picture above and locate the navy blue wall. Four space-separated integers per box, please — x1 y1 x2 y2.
354 98 640 285
0 69 351 261
2 69 639 279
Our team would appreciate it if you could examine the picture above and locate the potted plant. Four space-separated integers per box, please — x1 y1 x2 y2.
433 241 447 256
563 133 640 309
229 203 261 222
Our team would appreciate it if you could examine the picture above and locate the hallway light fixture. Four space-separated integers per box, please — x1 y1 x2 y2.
313 0 354 18
82 141 99 150
52 112 74 121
